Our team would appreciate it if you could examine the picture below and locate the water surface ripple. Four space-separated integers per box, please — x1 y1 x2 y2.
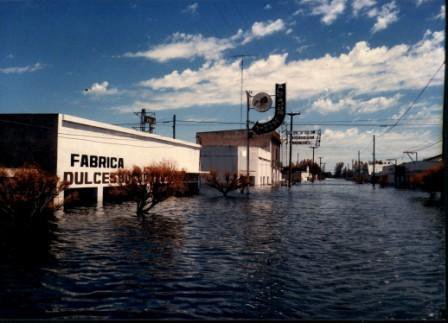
0 180 444 319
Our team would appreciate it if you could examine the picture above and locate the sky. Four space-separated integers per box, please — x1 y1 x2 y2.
0 0 445 170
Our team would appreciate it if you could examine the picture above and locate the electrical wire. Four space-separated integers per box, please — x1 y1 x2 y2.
380 61 445 137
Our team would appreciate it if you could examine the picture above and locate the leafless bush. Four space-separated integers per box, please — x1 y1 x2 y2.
0 166 67 230
206 171 248 197
113 162 186 216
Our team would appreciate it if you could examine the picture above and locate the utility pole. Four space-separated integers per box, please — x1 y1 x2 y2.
233 54 254 128
312 147 315 165
442 2 448 318
319 156 322 180
372 135 376 188
358 150 361 177
246 91 251 194
172 114 176 139
297 153 299 164
287 112 300 188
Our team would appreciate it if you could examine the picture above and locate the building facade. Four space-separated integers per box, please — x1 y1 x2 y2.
0 114 201 203
196 129 282 186
380 155 442 187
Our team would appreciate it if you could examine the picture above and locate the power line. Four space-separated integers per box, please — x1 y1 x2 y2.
380 61 445 136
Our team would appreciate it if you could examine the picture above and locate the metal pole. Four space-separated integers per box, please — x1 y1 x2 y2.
319 156 322 180
287 112 300 188
358 150 361 177
246 91 250 194
172 114 176 139
240 57 243 127
288 114 293 188
372 135 376 188
442 1 448 318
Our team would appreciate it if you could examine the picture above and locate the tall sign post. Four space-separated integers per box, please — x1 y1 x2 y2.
247 83 287 192
287 112 300 188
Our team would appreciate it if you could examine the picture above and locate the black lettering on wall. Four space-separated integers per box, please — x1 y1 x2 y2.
84 172 92 185
80 155 88 167
71 154 79 167
90 156 98 168
111 157 117 168
63 172 74 185
74 172 84 184
102 173 110 184
94 172 101 184
99 156 106 168
118 158 124 168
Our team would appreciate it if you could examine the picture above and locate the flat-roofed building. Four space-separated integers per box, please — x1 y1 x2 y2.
0 114 201 204
196 129 282 186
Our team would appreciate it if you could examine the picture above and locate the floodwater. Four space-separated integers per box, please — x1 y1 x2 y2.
0 179 445 319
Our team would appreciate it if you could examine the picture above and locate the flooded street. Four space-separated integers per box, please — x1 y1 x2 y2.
0 179 445 319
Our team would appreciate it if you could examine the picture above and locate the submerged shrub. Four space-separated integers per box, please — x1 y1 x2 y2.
0 166 67 234
206 171 248 197
113 162 186 216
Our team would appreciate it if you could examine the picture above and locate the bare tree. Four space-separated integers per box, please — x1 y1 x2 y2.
206 171 249 197
114 163 186 216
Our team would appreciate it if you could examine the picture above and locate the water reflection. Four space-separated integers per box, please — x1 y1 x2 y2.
0 181 445 319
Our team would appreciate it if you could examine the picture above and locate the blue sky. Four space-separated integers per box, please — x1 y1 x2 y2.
0 0 445 169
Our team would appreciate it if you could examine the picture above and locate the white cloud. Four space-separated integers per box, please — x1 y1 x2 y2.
183 2 198 15
286 28 293 35
352 0 376 15
115 30 443 113
319 127 439 169
436 5 445 20
124 19 286 62
242 19 286 44
416 0 431 6
83 81 118 96
311 94 401 114
0 62 43 74
301 0 347 25
370 1 399 33
264 4 272 10
124 32 238 62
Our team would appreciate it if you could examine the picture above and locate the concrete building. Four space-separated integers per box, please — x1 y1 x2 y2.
367 160 394 175
196 129 282 186
0 114 201 203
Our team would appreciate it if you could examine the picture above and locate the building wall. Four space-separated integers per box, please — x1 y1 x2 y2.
0 114 59 173
237 146 273 186
57 114 201 189
197 129 282 186
200 146 238 175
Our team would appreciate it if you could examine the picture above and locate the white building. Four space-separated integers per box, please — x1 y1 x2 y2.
0 114 201 204
196 129 282 186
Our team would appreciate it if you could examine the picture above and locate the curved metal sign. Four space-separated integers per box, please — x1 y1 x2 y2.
251 83 286 135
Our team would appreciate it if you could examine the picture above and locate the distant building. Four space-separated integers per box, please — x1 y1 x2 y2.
380 155 442 187
0 114 201 204
196 129 282 186
367 160 394 175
